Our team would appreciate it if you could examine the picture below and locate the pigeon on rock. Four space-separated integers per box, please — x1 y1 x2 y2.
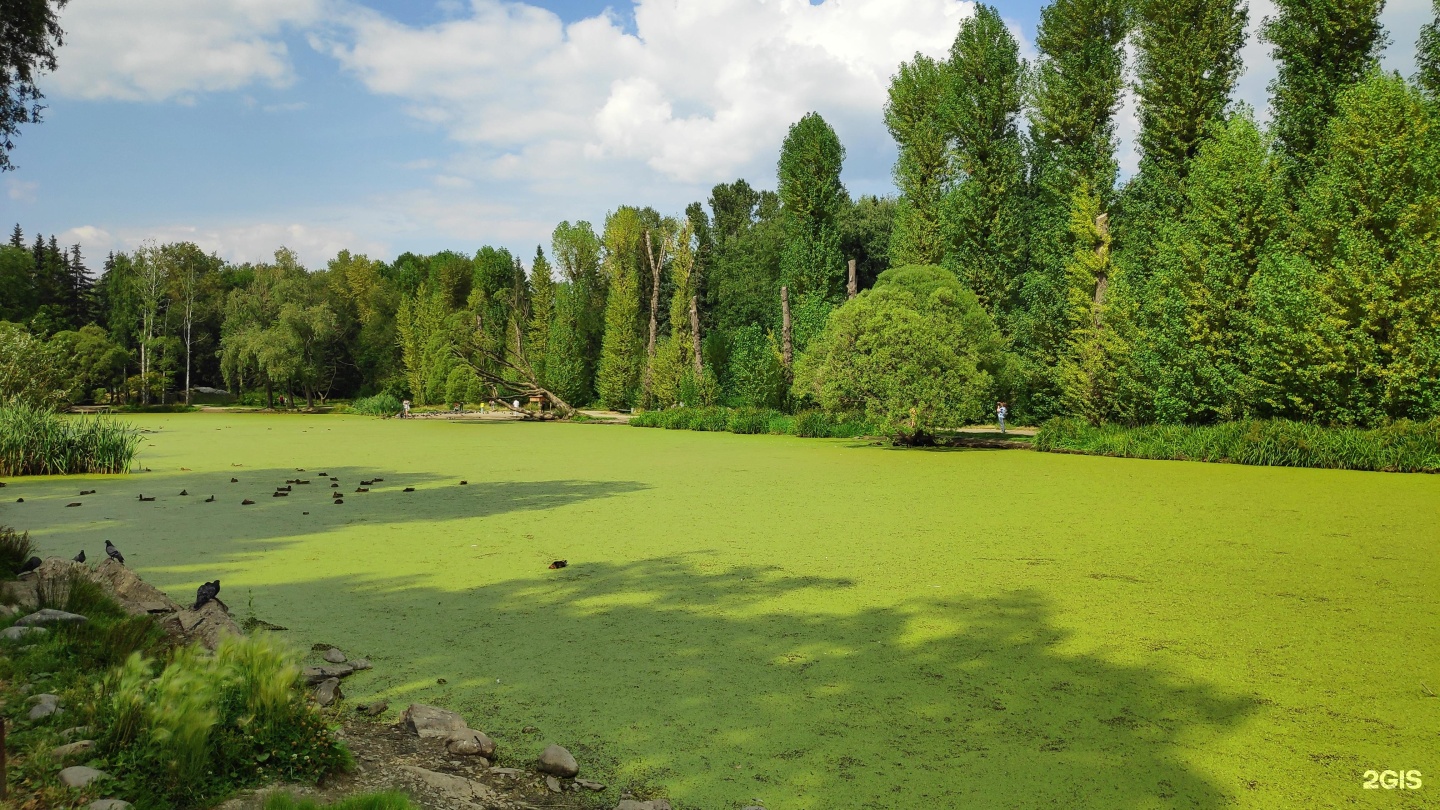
74 550 86 563
194 580 220 610
106 540 125 565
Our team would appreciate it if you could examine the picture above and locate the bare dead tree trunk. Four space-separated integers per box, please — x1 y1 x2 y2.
1093 212 1110 328
689 295 704 376
847 259 858 300
781 285 793 372
642 229 662 402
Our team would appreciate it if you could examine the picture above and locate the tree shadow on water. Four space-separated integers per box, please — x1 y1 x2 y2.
250 557 1255 810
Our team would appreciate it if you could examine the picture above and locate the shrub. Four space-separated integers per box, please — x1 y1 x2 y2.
727 408 778 435
1035 417 1440 473
347 393 402 417
794 410 833 438
768 414 796 435
0 526 34 578
0 402 140 476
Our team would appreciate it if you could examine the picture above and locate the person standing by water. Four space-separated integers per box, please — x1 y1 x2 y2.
401 399 411 419
996 401 1008 434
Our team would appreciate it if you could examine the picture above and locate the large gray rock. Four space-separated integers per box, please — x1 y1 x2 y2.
303 664 354 685
28 693 60 721
537 743 579 777
313 678 342 707
58 766 107 788
16 608 88 627
401 704 467 738
89 801 133 810
51 739 95 760
575 778 607 791
398 766 498 804
349 658 372 671
323 647 346 664
445 728 495 757
2 625 47 641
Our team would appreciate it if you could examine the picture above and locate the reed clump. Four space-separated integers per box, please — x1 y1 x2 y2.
0 401 140 475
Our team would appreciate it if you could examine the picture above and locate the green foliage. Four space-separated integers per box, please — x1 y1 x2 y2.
1420 1 1440 97
347 393 401 417
95 633 351 808
794 265 1004 441
631 406 872 440
778 113 848 301
1261 0 1386 181
264 792 417 810
0 402 141 475
885 54 950 266
545 283 592 405
527 246 556 388
0 321 68 407
1036 416 1440 472
704 181 784 333
722 324 786 409
597 208 645 409
1251 73 1440 425
0 525 34 577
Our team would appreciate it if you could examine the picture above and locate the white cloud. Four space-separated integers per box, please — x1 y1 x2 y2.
317 0 977 187
49 0 327 102
62 222 384 269
6 179 39 203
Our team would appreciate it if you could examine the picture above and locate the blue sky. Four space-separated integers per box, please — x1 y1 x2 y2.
0 0 1429 268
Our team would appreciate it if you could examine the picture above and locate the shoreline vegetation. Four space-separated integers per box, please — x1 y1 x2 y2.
0 402 140 476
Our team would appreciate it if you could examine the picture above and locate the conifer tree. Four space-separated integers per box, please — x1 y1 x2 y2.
527 246 555 388
9 224 22 248
1262 0 1386 182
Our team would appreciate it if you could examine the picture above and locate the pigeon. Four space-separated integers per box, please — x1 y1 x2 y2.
138 494 155 502
179 490 188 496
403 487 415 493
193 579 220 610
355 487 369 493
230 478 238 483
105 540 125 565
17 556 41 574
80 489 95 495
74 550 86 563
65 502 82 507
205 495 215 503
241 499 255 505
548 560 568 570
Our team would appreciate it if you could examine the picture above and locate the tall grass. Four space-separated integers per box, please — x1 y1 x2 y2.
265 793 417 810
1035 417 1440 473
632 406 874 440
345 393 401 417
0 525 35 576
0 402 140 475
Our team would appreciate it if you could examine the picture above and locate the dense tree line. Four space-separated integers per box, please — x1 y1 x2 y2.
2 0 1438 437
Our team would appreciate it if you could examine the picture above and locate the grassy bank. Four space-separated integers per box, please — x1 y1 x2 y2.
1035 416 1440 472
0 403 141 476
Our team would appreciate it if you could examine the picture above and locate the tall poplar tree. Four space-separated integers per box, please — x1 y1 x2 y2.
885 55 950 266
941 4 1026 322
777 113 848 302
596 208 644 409
527 246 555 388
1261 0 1386 182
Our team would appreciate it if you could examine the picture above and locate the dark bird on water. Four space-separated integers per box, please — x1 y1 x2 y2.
106 540 125 565
277 485 291 492
333 499 344 505
18 556 42 574
241 499 255 505
296 480 309 485
548 560 568 570
194 579 220 610
205 495 215 502
138 494 155 502
179 490 188 496
459 481 468 485
65 502 82 507
15 498 23 503
231 478 238 483
331 483 339 488
403 487 415 493
360 480 373 486
273 491 288 498
74 550 86 563
295 468 306 472
355 487 369 493
372 478 384 483
80 489 95 496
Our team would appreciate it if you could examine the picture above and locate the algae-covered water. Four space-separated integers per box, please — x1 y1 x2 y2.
2 413 1436 809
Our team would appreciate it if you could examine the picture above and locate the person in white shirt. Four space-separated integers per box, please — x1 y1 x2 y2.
996 401 1008 434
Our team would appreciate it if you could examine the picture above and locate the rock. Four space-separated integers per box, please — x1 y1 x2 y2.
349 658 372 671
445 728 496 757
0 604 18 617
51 739 95 759
60 726 94 741
314 678 342 707
89 801 133 810
27 693 61 721
614 802 672 810
576 778 607 791
2 625 47 641
401 704 468 738
398 766 497 804
0 579 38 611
28 692 60 705
546 775 562 793
489 767 522 778
537 743 579 777
323 647 346 664
90 559 181 614
355 700 388 717
16 608 89 626
58 766 107 788
303 664 354 685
